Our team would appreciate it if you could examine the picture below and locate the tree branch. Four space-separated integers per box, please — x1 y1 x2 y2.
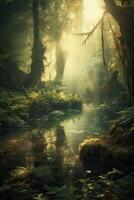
74 11 107 45
101 19 107 68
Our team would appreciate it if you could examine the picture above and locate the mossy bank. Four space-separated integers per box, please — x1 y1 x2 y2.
0 86 82 129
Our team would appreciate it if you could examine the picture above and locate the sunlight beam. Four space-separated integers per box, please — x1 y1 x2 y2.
83 0 104 22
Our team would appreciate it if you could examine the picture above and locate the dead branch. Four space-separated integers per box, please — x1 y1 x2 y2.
74 11 107 45
101 19 107 68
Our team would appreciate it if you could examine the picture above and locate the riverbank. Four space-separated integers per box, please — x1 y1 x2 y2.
80 107 134 199
0 103 109 200
0 86 82 130
1 102 133 200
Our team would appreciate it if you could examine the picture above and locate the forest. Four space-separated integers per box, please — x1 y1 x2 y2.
0 0 134 199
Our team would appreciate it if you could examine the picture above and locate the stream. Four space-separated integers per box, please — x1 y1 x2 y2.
0 104 111 198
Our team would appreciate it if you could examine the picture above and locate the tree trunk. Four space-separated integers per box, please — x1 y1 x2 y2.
25 0 44 88
55 42 66 82
104 0 134 103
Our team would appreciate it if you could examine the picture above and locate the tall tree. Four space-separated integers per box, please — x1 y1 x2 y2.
103 0 134 103
0 0 32 89
25 0 45 87
44 0 80 82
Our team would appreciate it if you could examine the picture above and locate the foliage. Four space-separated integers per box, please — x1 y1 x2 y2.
11 165 54 183
0 162 79 200
77 169 134 200
117 107 134 121
43 0 79 41
1 164 134 200
0 87 82 129
79 106 134 171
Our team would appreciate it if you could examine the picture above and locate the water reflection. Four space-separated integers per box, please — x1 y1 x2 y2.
0 104 109 186
55 125 66 148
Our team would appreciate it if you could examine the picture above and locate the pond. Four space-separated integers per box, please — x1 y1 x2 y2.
0 104 110 199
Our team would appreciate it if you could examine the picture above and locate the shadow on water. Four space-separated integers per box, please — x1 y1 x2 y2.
0 104 111 199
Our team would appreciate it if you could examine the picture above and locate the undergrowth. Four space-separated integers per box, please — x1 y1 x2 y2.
0 86 82 129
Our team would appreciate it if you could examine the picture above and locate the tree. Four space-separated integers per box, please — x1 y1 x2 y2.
0 0 31 89
44 0 80 82
81 0 134 103
103 0 134 103
25 0 45 87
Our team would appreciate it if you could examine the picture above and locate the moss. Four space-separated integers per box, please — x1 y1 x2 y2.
80 137 134 171
80 107 134 170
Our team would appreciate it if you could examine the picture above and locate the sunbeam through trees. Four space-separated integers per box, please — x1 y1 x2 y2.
0 1 134 200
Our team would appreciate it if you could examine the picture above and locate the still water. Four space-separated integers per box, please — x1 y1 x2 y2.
0 104 109 188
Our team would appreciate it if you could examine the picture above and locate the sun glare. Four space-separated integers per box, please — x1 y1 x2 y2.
83 0 104 23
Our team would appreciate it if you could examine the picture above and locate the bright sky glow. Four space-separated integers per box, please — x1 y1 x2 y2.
83 0 104 27
63 0 104 94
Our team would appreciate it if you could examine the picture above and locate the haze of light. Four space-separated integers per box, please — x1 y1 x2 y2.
63 0 104 95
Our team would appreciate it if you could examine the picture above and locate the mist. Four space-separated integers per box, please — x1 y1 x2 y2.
62 0 105 96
